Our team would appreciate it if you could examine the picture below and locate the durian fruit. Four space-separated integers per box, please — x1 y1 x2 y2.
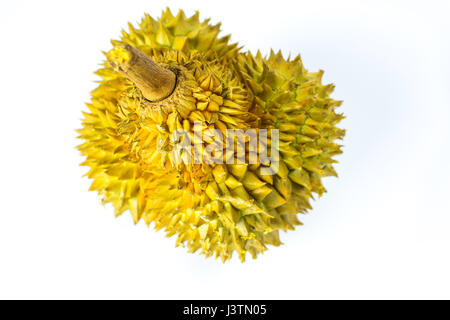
77 8 345 262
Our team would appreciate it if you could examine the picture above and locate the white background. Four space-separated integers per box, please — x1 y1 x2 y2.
0 0 449 299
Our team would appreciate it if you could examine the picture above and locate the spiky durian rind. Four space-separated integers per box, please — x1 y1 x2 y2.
78 8 345 262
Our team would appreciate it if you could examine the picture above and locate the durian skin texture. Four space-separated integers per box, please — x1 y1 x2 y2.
77 9 345 262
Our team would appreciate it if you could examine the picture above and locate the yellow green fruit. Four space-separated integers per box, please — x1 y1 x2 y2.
77 8 345 262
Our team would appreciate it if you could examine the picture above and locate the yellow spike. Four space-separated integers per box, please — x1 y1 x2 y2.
156 22 172 46
242 171 266 191
212 165 228 183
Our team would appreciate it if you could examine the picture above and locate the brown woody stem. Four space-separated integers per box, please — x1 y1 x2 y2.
107 43 176 101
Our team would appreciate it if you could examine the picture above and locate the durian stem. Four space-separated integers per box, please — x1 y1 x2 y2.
107 43 176 101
